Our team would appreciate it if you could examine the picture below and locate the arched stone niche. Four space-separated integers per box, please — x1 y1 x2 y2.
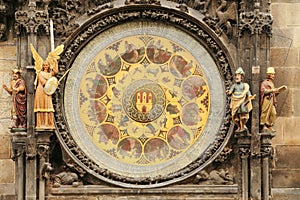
54 5 235 188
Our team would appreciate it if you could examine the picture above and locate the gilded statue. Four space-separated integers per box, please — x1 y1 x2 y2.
226 67 255 132
260 67 287 132
2 69 27 129
30 44 64 130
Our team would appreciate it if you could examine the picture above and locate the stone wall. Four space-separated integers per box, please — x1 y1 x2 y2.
0 35 17 198
271 0 300 199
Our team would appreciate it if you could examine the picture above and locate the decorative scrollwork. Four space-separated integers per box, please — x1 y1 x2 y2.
125 0 161 5
214 147 233 163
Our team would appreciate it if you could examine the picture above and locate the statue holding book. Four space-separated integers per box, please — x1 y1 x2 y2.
260 67 287 132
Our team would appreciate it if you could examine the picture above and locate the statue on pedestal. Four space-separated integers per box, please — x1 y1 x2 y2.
260 67 287 132
226 67 255 132
30 44 64 130
2 69 27 129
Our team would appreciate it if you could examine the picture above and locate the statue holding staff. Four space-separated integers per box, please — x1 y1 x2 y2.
226 67 255 132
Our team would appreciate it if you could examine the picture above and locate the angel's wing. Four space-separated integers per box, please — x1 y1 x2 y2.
30 44 44 73
46 44 64 73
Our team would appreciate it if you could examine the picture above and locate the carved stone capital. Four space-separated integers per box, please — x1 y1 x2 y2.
10 132 27 161
238 147 250 159
37 144 50 159
239 10 273 36
0 0 9 14
15 9 49 35
261 146 273 158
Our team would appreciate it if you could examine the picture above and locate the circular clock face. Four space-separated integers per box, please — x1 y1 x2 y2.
64 22 225 180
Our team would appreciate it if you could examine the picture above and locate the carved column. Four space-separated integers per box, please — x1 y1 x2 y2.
25 64 37 200
236 130 251 200
260 132 275 200
36 131 53 200
11 131 27 200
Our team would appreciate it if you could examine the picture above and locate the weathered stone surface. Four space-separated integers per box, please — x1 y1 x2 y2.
272 169 300 187
274 145 300 168
292 88 300 116
274 83 292 117
0 159 14 183
283 117 300 144
0 135 11 159
273 117 284 145
270 48 298 67
0 43 16 60
286 4 300 26
271 28 293 48
0 183 15 198
275 67 300 90
291 27 300 48
272 188 300 200
271 4 288 27
49 185 238 199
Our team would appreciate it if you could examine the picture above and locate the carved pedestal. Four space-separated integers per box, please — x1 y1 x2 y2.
36 131 53 200
11 131 27 200
260 132 275 200
236 130 251 200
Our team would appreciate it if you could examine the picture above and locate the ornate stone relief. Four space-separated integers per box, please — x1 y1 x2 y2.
0 0 10 40
15 4 49 35
52 6 234 188
125 0 161 5
238 2 273 36
194 168 234 185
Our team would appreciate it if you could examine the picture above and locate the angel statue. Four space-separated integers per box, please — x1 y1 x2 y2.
30 43 64 130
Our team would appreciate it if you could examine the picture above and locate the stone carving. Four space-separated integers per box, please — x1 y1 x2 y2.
87 3 114 15
260 67 287 132
0 22 6 41
54 8 233 186
261 146 273 158
214 147 232 163
40 162 53 179
190 0 211 12
2 69 27 129
53 170 80 188
125 0 161 5
195 169 234 185
238 147 250 158
238 2 273 36
0 0 9 40
49 1 80 41
215 0 237 37
15 5 49 35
